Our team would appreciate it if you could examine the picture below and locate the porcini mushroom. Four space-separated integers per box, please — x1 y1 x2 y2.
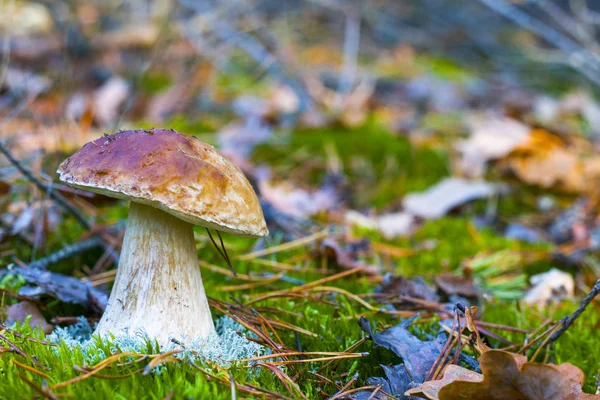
57 129 268 346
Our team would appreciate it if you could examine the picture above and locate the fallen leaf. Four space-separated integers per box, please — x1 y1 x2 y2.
523 268 574 307
407 349 600 400
439 350 588 400
434 273 479 298
403 178 497 220
376 273 440 303
345 210 415 239
320 239 379 275
456 116 530 177
505 129 600 193
348 364 417 399
405 364 483 399
4 301 54 334
359 317 445 384
377 213 416 239
464 306 490 354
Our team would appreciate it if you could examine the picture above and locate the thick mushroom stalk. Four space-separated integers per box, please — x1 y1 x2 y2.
94 202 215 345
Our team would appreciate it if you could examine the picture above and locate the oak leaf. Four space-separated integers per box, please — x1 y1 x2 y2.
406 350 600 400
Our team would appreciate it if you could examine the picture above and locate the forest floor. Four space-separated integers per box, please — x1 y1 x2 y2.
1 2 600 399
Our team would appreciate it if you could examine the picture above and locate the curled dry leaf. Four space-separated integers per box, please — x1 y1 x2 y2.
405 364 483 399
407 350 600 400
464 306 490 354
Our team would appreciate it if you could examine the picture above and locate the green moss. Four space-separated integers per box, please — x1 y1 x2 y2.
417 54 475 82
253 122 449 209
138 73 172 95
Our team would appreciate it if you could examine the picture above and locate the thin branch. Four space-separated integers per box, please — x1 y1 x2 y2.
27 236 104 270
478 0 600 88
8 265 108 310
547 279 600 346
334 7 361 110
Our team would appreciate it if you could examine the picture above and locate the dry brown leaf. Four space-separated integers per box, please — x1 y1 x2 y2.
405 364 482 399
505 129 600 193
434 272 479 298
4 301 54 334
406 350 600 400
465 306 490 354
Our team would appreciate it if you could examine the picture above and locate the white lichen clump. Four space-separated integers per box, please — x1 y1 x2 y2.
48 316 264 369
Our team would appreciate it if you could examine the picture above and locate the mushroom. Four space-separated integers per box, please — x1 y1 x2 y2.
57 129 268 346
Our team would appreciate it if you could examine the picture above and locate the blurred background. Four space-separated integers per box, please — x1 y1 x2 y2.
2 0 600 397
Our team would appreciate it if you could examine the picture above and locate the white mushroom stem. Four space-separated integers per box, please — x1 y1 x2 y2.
94 202 215 346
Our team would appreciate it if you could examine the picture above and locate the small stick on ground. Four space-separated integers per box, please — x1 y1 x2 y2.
28 236 104 270
547 279 600 347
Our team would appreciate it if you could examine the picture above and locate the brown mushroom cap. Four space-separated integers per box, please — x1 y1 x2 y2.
57 129 268 237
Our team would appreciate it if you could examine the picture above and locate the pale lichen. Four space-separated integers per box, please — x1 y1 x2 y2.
47 316 264 369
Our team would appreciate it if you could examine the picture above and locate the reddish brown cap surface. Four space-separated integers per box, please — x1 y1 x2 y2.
58 129 268 237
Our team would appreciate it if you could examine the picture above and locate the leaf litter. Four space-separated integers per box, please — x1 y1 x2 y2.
3 2 600 398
